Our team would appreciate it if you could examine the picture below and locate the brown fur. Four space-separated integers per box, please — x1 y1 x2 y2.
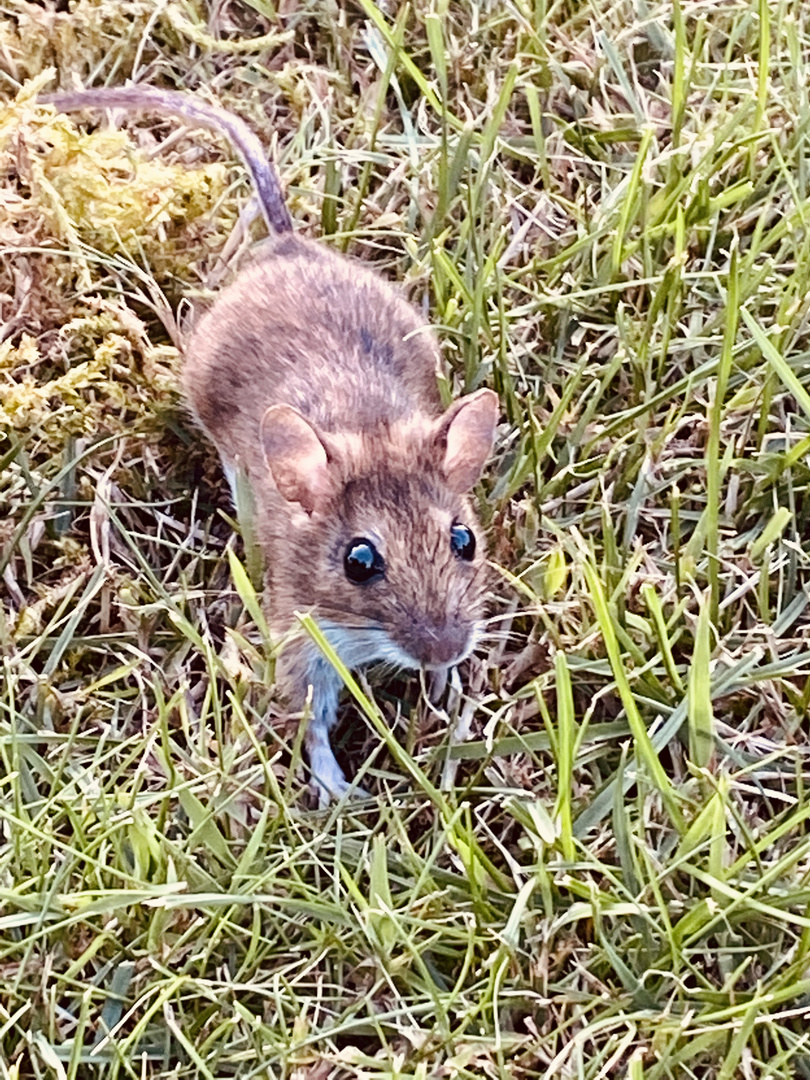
184 234 444 465
257 423 490 671
183 233 496 717
41 86 498 801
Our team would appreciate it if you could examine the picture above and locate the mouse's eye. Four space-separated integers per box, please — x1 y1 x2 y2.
450 524 476 561
344 538 385 583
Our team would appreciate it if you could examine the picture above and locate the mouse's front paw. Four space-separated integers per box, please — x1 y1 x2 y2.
310 774 370 808
306 718 371 807
308 752 369 808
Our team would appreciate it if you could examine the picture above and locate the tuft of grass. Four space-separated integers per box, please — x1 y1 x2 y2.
3 0 810 1076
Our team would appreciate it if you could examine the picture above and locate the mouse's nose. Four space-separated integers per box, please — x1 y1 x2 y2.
396 619 476 669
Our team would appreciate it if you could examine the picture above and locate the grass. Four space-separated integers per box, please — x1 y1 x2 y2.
3 0 810 1076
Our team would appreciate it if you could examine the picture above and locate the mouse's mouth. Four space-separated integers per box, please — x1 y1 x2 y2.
316 621 480 673
394 622 481 672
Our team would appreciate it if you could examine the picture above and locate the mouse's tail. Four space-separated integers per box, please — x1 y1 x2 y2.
39 85 293 236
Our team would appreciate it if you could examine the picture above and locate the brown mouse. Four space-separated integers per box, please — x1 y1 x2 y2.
41 85 499 804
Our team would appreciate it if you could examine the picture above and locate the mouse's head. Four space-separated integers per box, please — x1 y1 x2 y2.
260 389 498 672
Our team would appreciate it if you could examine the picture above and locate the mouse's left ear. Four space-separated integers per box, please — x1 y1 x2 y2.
261 404 338 513
434 388 499 493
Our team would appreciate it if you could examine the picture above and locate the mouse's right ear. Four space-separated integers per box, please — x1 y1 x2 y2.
434 388 499 493
261 404 337 513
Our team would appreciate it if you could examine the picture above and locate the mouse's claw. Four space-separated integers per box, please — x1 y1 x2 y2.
310 772 370 809
307 738 370 807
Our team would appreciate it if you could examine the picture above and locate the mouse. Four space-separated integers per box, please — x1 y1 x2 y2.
40 85 500 805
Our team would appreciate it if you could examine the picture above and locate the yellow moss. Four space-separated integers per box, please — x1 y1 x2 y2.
61 310 140 348
0 332 39 370
1 2 170 89
0 331 136 436
0 70 55 149
1 73 233 289
0 73 198 451
36 123 229 257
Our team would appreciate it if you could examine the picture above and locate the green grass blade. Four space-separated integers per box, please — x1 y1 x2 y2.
578 548 685 833
688 589 715 770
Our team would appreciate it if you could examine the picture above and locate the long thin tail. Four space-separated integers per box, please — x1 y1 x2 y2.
40 85 293 236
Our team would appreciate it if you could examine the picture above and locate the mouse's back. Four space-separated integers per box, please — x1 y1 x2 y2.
182 233 444 477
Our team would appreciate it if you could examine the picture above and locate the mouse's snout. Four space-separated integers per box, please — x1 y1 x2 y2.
395 617 478 670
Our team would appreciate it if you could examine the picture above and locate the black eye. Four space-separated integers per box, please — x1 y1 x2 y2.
344 538 385 583
450 524 476 561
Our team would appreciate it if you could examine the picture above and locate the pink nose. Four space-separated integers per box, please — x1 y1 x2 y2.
397 622 474 669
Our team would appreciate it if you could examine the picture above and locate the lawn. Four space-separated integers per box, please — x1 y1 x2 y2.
2 0 810 1077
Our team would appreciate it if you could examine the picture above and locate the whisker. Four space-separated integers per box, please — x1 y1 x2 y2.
476 630 523 644
481 610 527 625
307 610 384 628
